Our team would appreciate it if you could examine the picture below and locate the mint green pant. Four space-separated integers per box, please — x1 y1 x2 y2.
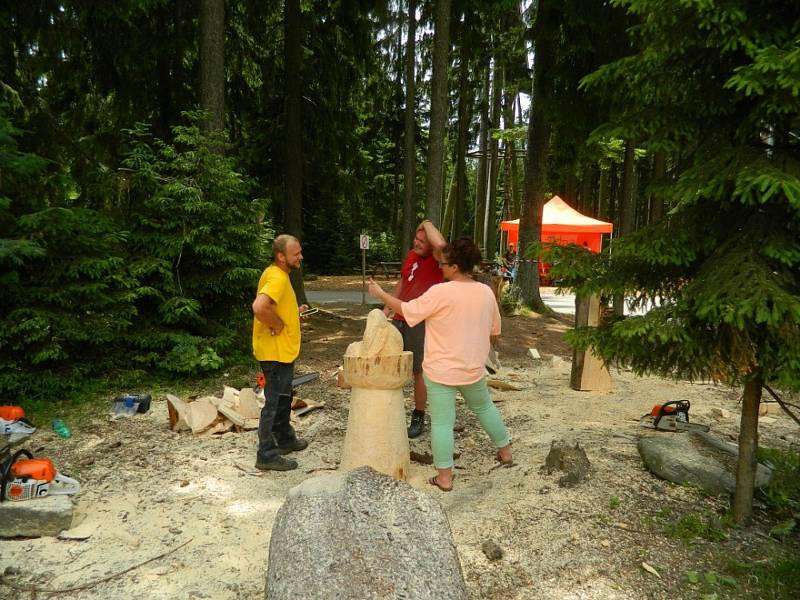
424 374 511 469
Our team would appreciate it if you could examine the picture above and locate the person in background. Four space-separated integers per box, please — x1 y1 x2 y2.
251 234 309 471
384 220 447 438
369 237 513 491
502 244 516 280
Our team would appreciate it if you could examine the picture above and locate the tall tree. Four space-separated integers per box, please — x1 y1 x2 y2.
200 0 226 131
451 12 474 239
484 55 502 259
513 0 560 312
613 139 637 315
424 0 451 225
474 58 491 247
401 0 418 252
570 0 800 523
283 0 303 237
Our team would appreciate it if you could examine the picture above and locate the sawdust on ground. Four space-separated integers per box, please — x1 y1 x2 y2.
1 280 797 599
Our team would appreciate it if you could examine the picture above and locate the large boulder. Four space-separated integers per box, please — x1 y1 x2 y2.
638 431 772 496
266 466 468 600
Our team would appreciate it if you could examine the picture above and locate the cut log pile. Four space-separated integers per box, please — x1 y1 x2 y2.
166 386 324 437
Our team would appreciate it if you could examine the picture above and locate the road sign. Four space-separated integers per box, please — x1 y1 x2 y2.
359 234 369 250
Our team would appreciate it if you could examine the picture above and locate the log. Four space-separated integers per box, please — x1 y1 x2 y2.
166 394 191 432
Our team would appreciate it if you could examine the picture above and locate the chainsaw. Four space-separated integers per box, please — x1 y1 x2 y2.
0 405 37 439
1 446 80 502
639 400 709 433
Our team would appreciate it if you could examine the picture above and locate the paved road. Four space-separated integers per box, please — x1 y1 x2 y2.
307 287 579 315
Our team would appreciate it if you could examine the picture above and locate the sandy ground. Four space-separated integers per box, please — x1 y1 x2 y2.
1 281 797 599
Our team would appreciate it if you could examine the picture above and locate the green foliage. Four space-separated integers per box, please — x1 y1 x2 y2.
557 0 800 391
0 105 264 399
726 557 800 600
758 447 800 514
163 340 224 374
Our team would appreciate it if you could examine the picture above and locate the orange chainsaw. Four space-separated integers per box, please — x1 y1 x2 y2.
0 405 37 438
639 400 709 432
1 447 80 502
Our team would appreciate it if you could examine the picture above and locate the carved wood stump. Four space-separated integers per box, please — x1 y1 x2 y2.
340 352 413 480
570 294 612 391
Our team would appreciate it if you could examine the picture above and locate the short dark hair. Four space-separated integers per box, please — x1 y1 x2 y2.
443 237 482 273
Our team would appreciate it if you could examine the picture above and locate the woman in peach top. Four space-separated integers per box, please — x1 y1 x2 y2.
369 237 513 491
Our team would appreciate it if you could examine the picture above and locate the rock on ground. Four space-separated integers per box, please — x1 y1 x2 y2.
637 432 772 496
0 495 74 538
266 466 468 600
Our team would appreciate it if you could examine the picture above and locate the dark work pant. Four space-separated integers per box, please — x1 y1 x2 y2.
257 360 297 461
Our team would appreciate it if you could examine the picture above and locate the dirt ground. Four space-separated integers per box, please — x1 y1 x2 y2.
1 277 797 599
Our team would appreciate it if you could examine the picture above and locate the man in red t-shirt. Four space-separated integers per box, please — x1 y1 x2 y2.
383 220 446 438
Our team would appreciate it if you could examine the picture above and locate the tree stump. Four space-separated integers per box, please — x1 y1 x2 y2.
340 309 413 481
570 294 612 391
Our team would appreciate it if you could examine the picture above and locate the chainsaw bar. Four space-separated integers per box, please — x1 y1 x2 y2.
639 414 710 433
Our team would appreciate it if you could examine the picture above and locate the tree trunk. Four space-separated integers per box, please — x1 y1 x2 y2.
484 56 502 261
156 5 174 139
283 0 303 237
452 28 472 239
598 167 608 219
424 0 451 225
733 375 763 523
474 59 491 247
502 71 519 219
562 171 578 205
613 140 636 316
199 0 225 131
649 150 666 224
401 0 418 253
514 0 559 312
579 164 594 216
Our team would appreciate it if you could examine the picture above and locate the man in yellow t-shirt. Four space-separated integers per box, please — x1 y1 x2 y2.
252 234 309 471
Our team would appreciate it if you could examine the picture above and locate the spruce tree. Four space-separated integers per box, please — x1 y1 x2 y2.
557 0 800 522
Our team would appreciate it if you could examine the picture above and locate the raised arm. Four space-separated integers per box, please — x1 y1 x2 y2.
420 219 447 263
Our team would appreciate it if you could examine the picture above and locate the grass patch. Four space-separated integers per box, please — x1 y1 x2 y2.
664 511 727 543
726 557 800 599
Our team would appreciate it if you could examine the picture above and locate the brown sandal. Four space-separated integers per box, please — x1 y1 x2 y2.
428 475 453 492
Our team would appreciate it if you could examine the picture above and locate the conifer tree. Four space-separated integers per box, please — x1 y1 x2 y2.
559 0 800 522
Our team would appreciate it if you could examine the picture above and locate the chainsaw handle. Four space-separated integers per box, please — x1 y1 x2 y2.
0 448 33 503
653 400 690 428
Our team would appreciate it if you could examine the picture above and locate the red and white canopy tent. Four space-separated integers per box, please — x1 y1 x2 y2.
500 195 613 253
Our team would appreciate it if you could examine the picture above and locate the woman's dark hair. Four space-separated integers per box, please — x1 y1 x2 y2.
443 237 482 273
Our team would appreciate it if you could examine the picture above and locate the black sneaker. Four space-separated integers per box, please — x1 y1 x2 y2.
408 410 425 439
255 455 298 471
276 437 309 455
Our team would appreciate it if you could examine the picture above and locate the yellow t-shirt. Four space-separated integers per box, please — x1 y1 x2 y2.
252 265 301 363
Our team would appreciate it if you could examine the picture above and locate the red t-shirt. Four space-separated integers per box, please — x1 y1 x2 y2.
393 250 443 323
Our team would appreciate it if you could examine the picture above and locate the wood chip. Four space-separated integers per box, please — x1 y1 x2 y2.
641 562 661 578
487 379 522 391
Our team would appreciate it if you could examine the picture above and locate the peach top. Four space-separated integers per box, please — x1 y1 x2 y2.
401 280 501 386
